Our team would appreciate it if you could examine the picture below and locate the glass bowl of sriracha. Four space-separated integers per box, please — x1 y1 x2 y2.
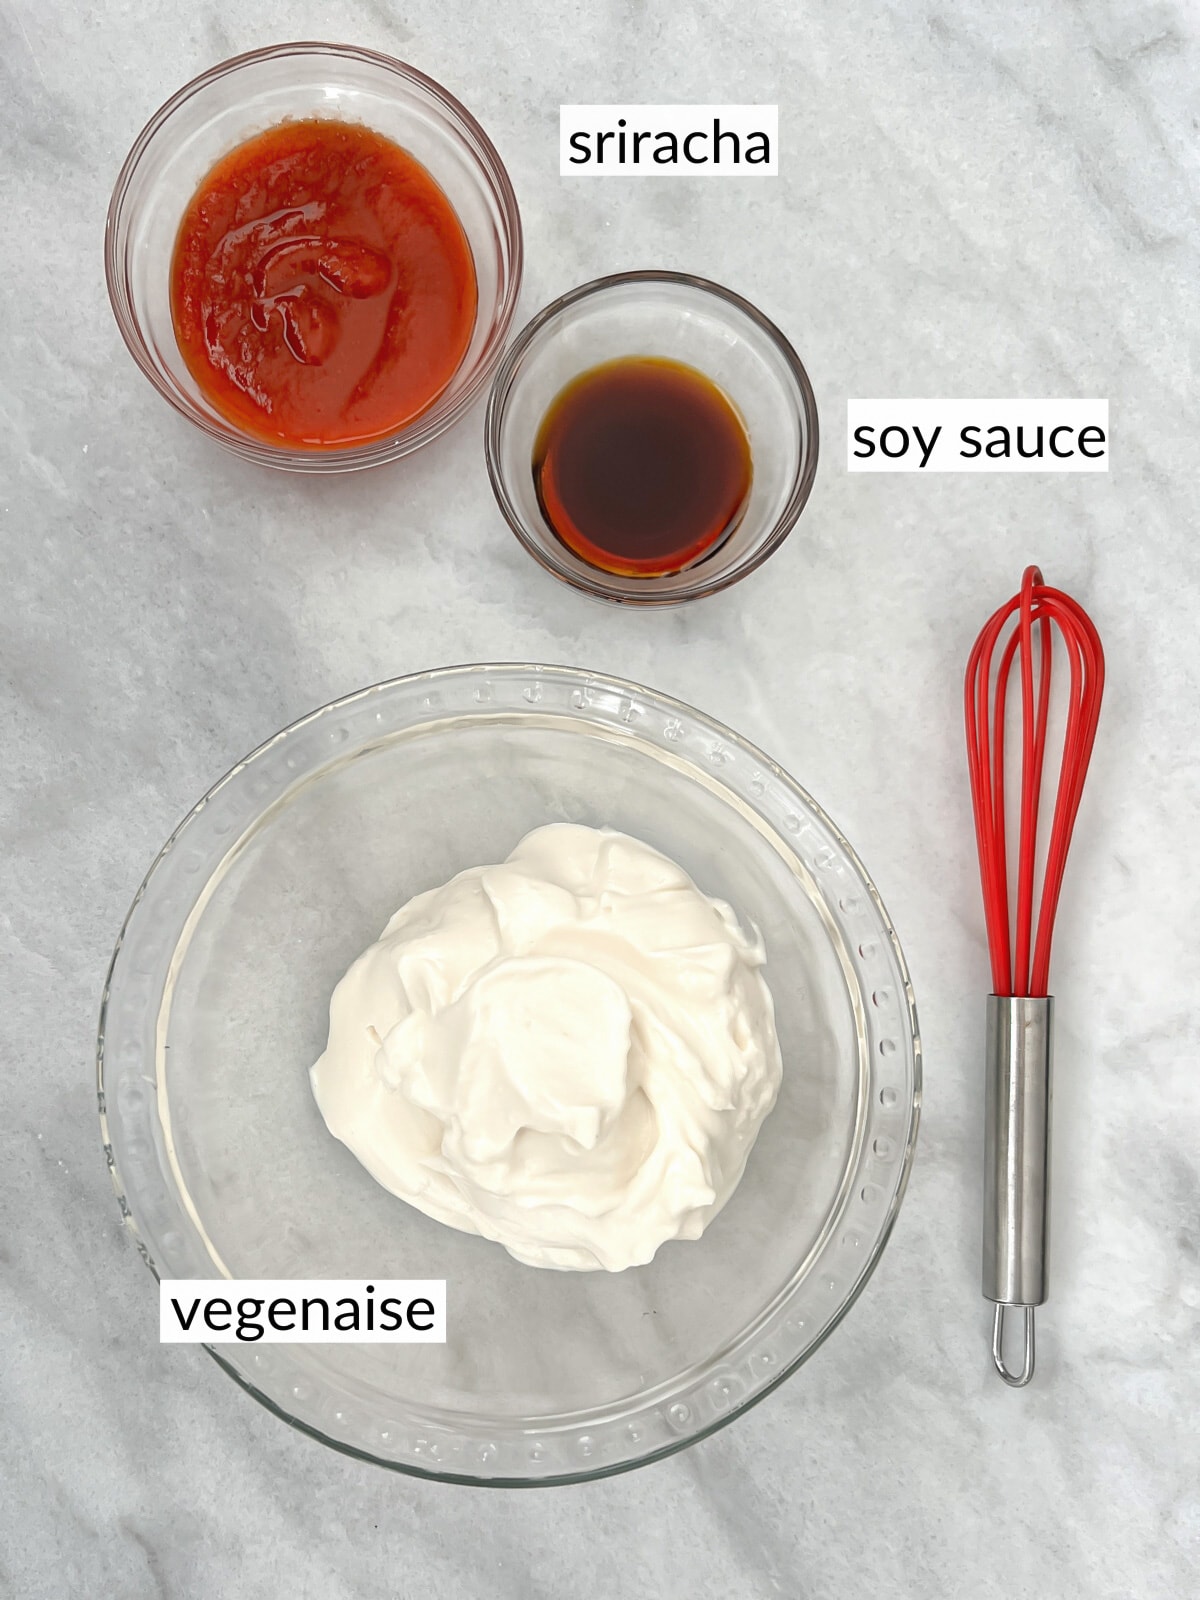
105 43 523 471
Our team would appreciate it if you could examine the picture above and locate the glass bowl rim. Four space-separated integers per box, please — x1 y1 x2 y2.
104 40 525 473
97 662 920 1486
483 271 820 605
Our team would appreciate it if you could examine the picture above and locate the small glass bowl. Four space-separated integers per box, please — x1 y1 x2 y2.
105 42 523 472
485 272 819 604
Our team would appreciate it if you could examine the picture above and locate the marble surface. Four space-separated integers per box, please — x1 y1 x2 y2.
3 0 1198 1594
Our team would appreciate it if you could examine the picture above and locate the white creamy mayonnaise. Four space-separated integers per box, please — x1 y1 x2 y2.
310 824 782 1271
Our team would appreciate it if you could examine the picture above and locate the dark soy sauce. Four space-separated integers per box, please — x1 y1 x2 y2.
532 357 753 577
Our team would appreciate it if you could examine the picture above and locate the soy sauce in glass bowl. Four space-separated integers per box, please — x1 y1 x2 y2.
486 271 819 605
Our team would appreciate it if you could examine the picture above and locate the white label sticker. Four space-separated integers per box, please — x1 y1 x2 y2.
159 1280 446 1343
846 399 1109 471
560 105 778 175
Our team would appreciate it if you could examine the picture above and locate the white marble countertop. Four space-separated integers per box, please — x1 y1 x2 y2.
3 0 1197 1594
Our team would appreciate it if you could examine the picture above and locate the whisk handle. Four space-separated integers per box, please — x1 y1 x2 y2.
983 996 1053 1345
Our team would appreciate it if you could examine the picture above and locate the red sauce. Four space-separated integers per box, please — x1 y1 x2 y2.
170 119 477 449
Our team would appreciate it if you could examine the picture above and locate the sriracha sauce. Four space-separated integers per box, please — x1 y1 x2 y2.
170 119 477 448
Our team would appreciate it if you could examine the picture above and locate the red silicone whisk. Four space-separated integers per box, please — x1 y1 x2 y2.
964 566 1104 1384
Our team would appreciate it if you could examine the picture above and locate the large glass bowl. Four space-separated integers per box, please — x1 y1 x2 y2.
97 665 920 1484
105 43 523 471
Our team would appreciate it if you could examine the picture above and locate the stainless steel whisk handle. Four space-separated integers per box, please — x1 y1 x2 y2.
982 995 1053 1387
